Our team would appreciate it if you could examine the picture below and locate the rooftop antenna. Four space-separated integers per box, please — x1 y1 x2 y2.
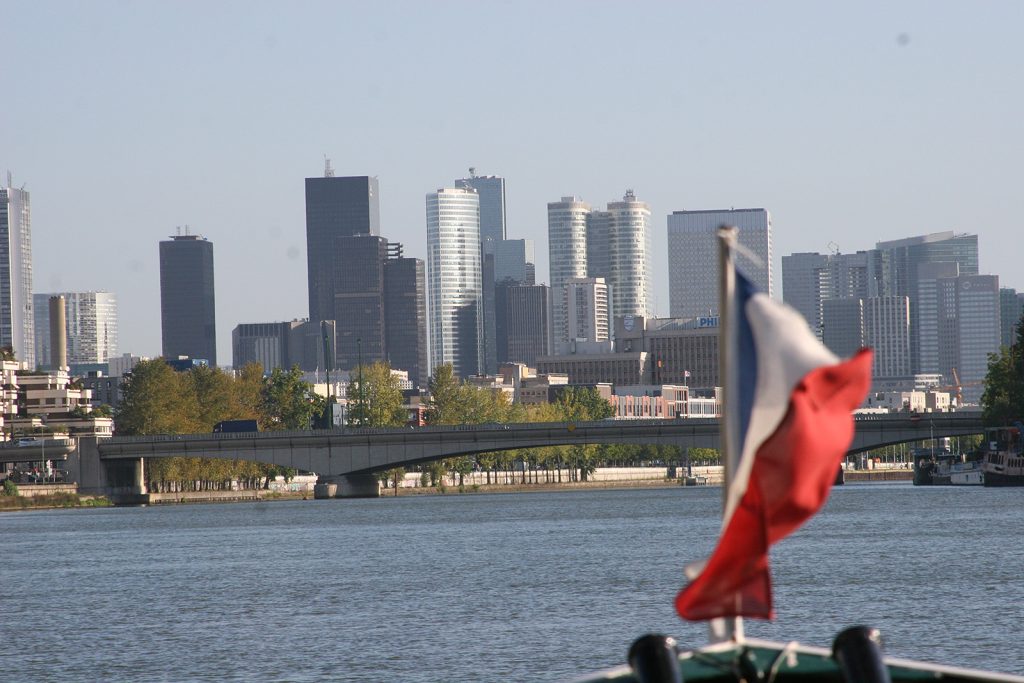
325 155 335 178
828 241 840 255
469 166 477 178
6 172 11 188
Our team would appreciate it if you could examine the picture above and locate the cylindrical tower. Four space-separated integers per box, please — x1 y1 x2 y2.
49 295 68 371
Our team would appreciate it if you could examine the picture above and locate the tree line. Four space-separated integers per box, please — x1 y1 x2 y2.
116 360 325 492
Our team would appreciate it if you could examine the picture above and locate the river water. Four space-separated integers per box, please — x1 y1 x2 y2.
2 483 1021 681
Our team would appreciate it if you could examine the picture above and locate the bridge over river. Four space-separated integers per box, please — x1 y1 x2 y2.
66 413 985 498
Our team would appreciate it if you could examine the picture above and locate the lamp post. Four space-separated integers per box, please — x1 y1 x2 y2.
357 337 365 427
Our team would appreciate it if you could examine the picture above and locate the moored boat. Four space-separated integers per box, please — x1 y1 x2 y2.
914 450 984 486
981 425 1024 487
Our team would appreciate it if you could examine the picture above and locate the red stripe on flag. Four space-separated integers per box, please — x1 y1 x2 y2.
675 349 872 621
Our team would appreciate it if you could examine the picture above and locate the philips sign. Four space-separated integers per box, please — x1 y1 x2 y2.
698 316 719 328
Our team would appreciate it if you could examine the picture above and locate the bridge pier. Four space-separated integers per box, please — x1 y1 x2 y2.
314 474 381 499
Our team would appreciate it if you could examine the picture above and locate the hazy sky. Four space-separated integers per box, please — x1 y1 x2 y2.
3 1 1022 364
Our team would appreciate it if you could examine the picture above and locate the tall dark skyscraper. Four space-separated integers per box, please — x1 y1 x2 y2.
305 169 380 327
384 250 428 388
334 234 388 370
495 283 549 367
159 233 216 365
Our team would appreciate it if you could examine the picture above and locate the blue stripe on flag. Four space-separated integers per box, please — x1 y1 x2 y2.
735 272 758 468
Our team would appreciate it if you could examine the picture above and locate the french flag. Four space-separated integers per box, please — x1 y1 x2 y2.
675 271 873 621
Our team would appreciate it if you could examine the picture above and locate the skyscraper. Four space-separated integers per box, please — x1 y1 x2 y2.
305 170 380 327
561 277 610 353
34 291 118 368
494 239 535 286
782 251 873 339
872 231 978 373
667 208 772 318
333 234 389 370
936 274 999 404
495 284 549 367
999 287 1024 349
0 176 34 367
384 249 428 389
426 187 483 378
159 233 216 365
547 196 592 353
604 190 652 320
455 171 506 248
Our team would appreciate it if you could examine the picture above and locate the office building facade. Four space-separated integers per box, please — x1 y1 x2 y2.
999 287 1024 349
872 231 978 373
495 283 549 367
547 196 591 353
0 178 34 367
34 291 118 368
159 233 216 365
384 254 428 388
426 187 483 378
782 250 873 339
603 190 652 321
667 208 772 318
936 274 1000 404
305 173 380 328
455 172 506 249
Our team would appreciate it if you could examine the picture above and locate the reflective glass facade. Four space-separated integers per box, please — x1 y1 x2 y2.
159 234 216 365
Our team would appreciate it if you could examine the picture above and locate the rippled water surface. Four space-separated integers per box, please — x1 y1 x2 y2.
2 483 1022 681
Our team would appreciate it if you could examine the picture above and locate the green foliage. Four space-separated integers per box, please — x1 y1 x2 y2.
0 346 15 362
261 366 323 431
115 359 198 435
2 479 18 496
425 364 465 425
982 314 1024 426
347 362 406 427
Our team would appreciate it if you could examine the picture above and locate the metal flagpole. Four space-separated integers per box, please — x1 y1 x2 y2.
710 225 743 643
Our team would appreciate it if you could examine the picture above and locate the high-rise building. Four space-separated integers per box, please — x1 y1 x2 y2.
333 234 388 370
915 261 960 375
872 231 978 373
232 320 333 373
305 170 380 327
864 296 911 379
604 190 652 321
159 233 216 365
936 273 999 404
495 283 549 367
821 298 864 359
454 171 506 249
454 173 506 378
384 251 428 388
999 287 1024 349
34 292 118 367
558 277 610 354
547 196 591 352
782 251 873 339
494 239 535 286
667 208 772 318
0 176 34 367
426 187 483 378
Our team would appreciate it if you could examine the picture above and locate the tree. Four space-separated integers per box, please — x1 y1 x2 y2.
115 359 198 435
982 313 1024 425
186 365 238 431
425 364 467 425
347 362 406 427
261 366 323 431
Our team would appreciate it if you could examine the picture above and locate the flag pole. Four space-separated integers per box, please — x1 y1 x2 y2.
710 225 743 643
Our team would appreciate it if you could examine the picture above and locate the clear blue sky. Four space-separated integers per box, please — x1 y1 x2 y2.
3 1 1022 363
